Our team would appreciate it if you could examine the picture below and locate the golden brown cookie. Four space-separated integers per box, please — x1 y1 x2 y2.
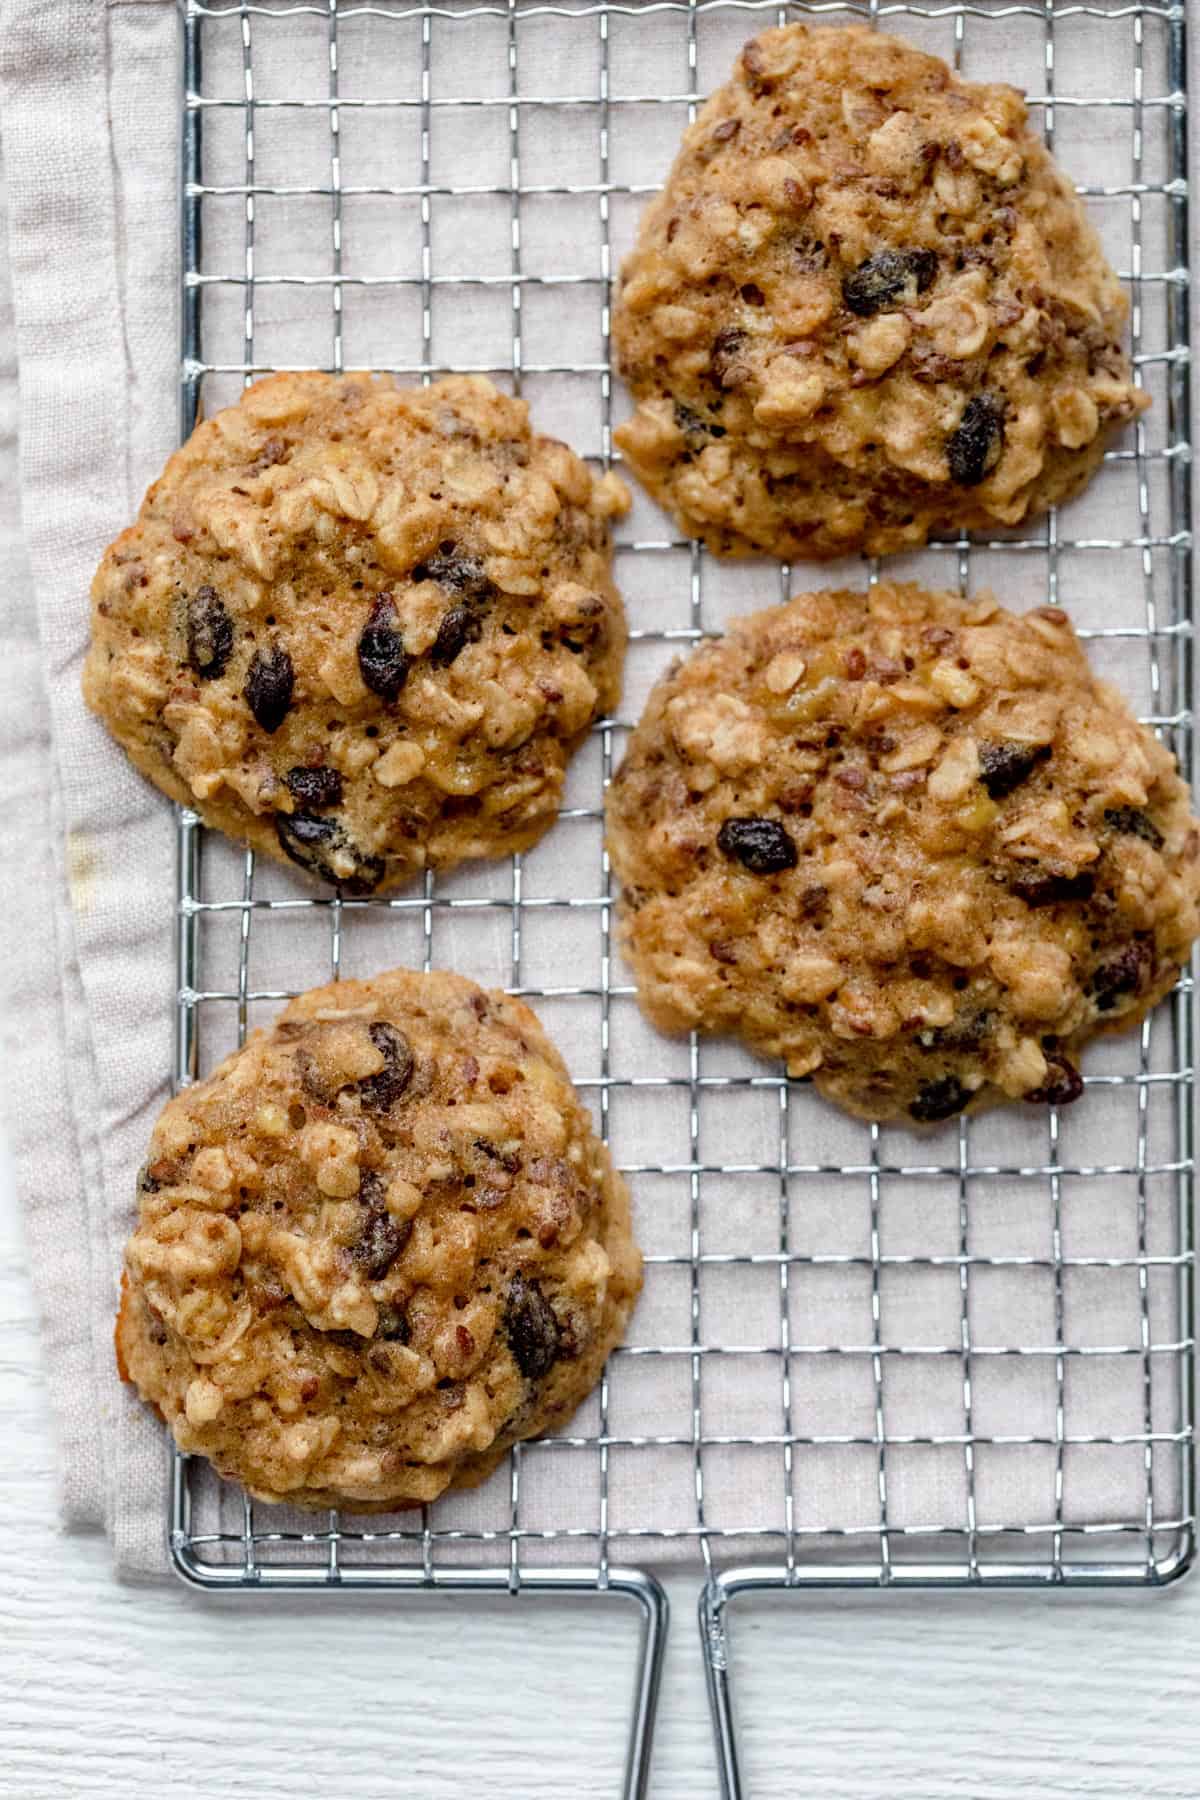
85 372 629 892
116 969 641 1509
606 583 1200 1123
613 23 1146 559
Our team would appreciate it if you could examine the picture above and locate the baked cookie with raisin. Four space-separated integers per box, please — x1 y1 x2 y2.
613 23 1146 559
606 583 1200 1123
85 372 628 892
116 968 641 1509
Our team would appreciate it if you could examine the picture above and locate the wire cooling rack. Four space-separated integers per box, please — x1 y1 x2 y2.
170 1 1194 1792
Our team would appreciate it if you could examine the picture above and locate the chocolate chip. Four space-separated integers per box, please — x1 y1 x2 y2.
276 809 335 863
137 1164 162 1195
353 1203 410 1282
1104 806 1164 850
674 402 711 451
946 393 1006 486
793 236 828 275
430 604 482 668
376 1303 411 1343
186 586 233 679
978 741 1050 800
357 595 410 701
505 1273 561 1380
842 249 938 318
296 1046 333 1105
717 816 798 875
413 544 494 602
1010 868 1096 908
358 1021 414 1112
909 1076 971 1123
298 1026 412 1109
357 1170 386 1208
909 346 973 387
1090 941 1153 1012
1024 1055 1084 1107
274 811 385 894
712 118 740 143
800 884 830 920
285 765 344 809
474 1137 520 1174
244 643 295 733
920 1009 992 1053
711 327 750 391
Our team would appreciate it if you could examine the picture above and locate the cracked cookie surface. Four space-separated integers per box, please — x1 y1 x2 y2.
85 372 628 892
606 583 1200 1123
613 23 1146 559
116 969 641 1509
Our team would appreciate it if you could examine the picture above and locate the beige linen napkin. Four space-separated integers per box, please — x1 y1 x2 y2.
0 0 1190 1579
0 0 179 1573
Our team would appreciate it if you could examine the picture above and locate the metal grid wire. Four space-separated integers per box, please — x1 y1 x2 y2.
171 0 1194 1633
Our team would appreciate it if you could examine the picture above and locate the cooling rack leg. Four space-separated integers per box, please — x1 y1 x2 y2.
700 1577 743 1800
613 1569 670 1800
170 1459 667 1800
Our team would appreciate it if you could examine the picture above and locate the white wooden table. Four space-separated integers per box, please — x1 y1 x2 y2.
2 1125 1196 1799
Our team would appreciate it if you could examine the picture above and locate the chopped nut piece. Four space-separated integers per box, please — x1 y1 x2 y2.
928 660 981 709
373 739 426 788
763 651 807 694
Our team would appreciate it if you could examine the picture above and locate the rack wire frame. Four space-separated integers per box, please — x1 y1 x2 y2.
168 0 1194 1792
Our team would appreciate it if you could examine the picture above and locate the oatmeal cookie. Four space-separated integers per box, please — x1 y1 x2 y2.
612 23 1146 559
85 372 629 892
606 583 1200 1123
116 969 641 1509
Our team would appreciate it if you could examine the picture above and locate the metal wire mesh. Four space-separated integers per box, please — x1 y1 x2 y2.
171 0 1194 1604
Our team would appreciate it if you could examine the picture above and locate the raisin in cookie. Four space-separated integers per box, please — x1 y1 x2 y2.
613 24 1146 559
85 372 628 892
606 583 1200 1123
116 969 641 1509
